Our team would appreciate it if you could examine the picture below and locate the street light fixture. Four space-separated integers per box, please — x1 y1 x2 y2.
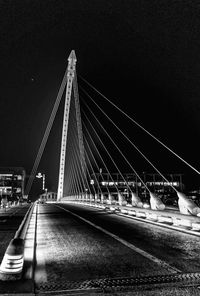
36 172 46 191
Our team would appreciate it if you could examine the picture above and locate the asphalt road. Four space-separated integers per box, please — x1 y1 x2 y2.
61 203 200 273
34 202 200 294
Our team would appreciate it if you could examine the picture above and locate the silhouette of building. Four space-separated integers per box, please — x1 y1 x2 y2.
90 172 184 204
0 167 26 202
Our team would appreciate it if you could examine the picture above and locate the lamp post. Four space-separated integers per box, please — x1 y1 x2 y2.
36 172 46 191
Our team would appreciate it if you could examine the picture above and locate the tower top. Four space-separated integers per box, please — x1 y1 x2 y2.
68 50 77 63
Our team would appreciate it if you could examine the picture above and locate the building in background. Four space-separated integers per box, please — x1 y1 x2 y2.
39 191 57 203
90 172 184 205
0 167 26 203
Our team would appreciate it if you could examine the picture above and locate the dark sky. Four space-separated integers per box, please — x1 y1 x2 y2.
0 0 200 194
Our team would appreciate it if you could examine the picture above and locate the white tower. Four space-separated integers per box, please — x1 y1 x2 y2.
57 50 77 201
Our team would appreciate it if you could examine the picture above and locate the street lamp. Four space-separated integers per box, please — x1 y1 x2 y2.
36 172 46 191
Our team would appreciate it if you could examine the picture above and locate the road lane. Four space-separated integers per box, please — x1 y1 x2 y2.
59 203 200 273
57 204 181 273
35 203 191 291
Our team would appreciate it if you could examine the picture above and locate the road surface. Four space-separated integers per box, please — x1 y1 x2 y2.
34 203 200 294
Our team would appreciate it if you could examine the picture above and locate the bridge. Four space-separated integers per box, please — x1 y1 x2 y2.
0 50 200 295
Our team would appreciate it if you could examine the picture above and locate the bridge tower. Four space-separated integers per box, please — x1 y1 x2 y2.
57 50 86 201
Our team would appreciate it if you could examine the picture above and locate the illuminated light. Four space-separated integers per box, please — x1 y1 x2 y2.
147 213 158 221
121 209 128 214
172 218 182 226
136 211 146 218
178 219 192 228
192 222 200 231
143 203 150 209
127 210 136 216
158 216 173 224
0 254 24 273
0 238 25 275
106 200 111 205
110 206 116 212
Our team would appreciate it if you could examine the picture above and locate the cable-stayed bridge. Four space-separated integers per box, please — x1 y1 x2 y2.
1 50 200 295
29 49 200 219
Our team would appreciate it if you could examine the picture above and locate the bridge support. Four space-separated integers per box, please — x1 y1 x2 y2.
89 194 94 202
107 193 115 205
118 193 127 206
177 191 200 216
94 193 98 202
131 192 143 208
150 192 165 210
57 50 77 201
100 193 104 203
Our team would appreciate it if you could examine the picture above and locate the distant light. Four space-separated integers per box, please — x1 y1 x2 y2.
36 173 43 179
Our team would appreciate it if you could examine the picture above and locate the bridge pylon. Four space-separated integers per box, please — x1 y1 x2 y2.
57 50 86 201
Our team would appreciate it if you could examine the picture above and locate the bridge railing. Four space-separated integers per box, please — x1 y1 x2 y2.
0 202 37 280
70 198 200 234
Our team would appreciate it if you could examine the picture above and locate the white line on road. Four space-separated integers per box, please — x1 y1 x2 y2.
56 205 181 274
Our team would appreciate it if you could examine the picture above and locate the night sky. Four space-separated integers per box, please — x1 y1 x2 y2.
0 0 200 196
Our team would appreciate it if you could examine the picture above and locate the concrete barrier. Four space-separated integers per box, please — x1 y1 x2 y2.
0 203 35 279
70 198 200 234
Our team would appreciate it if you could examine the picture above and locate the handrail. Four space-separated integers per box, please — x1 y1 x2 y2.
15 202 35 239
0 202 36 279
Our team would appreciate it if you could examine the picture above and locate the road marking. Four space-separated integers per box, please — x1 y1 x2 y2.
56 205 181 274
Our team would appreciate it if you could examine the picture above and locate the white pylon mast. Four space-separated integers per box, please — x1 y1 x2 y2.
57 50 77 201
73 72 87 181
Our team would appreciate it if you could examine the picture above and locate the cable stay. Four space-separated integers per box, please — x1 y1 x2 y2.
81 99 163 208
83 122 115 198
25 62 69 196
71 124 93 198
65 105 87 198
82 121 121 197
80 86 177 194
82 107 139 194
79 76 200 214
82 101 148 194
79 75 200 177
83 142 102 197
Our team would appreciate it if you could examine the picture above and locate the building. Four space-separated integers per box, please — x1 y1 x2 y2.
90 172 184 204
39 191 57 203
0 167 26 202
